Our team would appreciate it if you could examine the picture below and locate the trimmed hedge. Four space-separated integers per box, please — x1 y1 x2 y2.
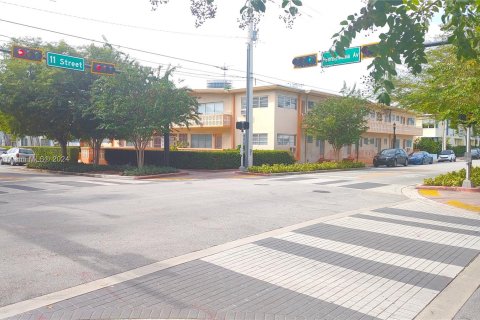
248 161 365 174
423 166 480 187
28 146 80 163
104 149 295 169
123 165 178 176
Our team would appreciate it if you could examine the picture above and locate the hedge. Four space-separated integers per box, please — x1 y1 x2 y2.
26 162 126 173
248 161 366 174
104 149 295 169
423 166 480 187
28 146 80 163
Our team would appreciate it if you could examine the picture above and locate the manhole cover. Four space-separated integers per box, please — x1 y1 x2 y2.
313 190 330 193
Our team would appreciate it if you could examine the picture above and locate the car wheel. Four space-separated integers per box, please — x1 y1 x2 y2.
404 159 408 166
10 158 14 166
454 158 456 162
430 159 433 164
393 159 397 167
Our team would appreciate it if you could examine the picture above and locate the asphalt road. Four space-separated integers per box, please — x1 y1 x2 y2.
0 161 472 308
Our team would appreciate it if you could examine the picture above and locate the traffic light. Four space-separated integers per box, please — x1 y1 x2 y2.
292 53 318 68
91 61 116 75
361 43 379 59
11 45 43 62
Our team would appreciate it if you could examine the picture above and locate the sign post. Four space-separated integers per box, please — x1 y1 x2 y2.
46 52 85 72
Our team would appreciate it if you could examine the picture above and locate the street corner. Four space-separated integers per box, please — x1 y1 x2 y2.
416 186 480 213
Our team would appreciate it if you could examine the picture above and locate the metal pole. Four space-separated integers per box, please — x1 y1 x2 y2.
392 123 396 148
462 126 473 188
442 120 447 150
245 21 255 168
239 130 245 171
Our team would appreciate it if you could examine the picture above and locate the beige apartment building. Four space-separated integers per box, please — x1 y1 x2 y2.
168 85 422 164
81 85 422 165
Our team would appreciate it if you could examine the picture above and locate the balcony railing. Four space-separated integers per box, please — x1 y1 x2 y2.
187 114 232 128
367 120 423 136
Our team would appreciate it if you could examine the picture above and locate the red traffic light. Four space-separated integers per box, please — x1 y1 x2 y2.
91 61 116 75
12 45 43 62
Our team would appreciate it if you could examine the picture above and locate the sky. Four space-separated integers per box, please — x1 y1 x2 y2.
0 0 443 95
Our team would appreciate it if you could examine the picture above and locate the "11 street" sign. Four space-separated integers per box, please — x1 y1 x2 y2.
46 52 85 72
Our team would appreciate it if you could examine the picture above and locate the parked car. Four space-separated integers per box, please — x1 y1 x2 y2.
0 147 6 154
408 151 434 165
0 147 35 165
471 148 480 160
373 148 409 167
438 150 456 162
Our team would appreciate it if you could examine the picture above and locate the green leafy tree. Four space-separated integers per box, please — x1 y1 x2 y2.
303 96 370 161
153 69 199 166
150 0 303 28
332 0 480 104
392 45 480 130
413 137 442 154
0 39 92 158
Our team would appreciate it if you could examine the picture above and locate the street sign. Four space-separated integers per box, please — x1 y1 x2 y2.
321 47 361 68
46 52 85 72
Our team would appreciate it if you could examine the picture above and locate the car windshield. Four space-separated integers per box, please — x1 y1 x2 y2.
412 152 423 156
440 150 451 155
380 149 396 156
19 149 34 154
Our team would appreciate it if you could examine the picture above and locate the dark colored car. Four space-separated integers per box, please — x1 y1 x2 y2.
373 148 409 167
408 151 434 165
472 148 480 160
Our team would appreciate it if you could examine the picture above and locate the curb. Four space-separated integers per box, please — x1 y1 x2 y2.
131 171 189 180
25 168 190 180
237 167 369 177
416 185 480 193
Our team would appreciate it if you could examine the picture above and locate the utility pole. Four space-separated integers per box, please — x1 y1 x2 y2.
245 21 256 168
462 126 473 188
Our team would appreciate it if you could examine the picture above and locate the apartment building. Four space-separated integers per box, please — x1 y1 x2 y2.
167 85 422 164
417 117 480 148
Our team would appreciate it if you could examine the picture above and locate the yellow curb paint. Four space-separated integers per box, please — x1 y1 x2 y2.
446 200 480 213
418 189 440 197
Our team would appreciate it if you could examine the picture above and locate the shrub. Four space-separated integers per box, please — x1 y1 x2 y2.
123 165 178 176
423 166 480 187
104 149 295 169
452 145 466 157
413 138 442 154
28 146 80 163
248 161 365 174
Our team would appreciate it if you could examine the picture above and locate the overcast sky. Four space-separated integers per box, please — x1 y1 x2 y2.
0 0 442 94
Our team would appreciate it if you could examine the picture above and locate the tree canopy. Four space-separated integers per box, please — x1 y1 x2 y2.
392 45 480 129
332 0 480 104
303 96 370 161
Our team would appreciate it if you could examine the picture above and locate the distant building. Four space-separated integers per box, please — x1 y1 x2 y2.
416 116 480 148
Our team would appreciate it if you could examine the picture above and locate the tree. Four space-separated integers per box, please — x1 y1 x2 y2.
303 96 370 161
0 39 92 158
332 0 480 104
149 0 303 28
392 45 480 130
153 69 199 166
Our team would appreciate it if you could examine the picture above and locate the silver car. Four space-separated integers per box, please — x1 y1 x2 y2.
0 147 35 165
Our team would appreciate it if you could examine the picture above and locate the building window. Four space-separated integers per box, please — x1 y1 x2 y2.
191 134 212 148
407 117 415 126
277 95 297 109
406 139 413 148
369 111 376 119
277 134 296 146
364 138 369 145
307 135 313 143
317 139 325 155
384 138 388 145
253 133 268 145
422 119 436 128
198 102 224 115
153 136 162 148
241 96 268 115
376 112 383 121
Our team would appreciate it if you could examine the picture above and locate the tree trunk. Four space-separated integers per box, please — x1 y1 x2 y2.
163 131 170 167
135 139 145 168
333 147 342 162
59 139 68 160
91 138 102 165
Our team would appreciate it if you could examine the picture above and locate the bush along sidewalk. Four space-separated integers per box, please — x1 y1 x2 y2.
423 166 480 187
26 162 178 176
248 161 365 174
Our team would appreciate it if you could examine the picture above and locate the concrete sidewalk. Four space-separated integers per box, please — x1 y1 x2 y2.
2 190 480 320
418 189 480 214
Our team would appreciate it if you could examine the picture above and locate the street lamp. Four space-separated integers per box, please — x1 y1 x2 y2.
392 122 397 148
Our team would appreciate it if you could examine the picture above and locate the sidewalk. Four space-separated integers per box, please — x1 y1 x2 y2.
1 187 480 320
417 188 480 214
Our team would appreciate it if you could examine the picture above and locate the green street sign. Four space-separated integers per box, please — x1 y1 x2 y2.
46 52 85 72
321 47 361 68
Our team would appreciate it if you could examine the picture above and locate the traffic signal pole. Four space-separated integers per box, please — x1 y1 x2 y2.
245 21 256 168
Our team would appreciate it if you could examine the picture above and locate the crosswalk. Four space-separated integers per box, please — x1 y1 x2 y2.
0 178 150 196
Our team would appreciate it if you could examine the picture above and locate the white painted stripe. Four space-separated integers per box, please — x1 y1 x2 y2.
324 217 480 250
78 180 118 186
202 244 438 320
277 232 463 278
364 211 480 232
